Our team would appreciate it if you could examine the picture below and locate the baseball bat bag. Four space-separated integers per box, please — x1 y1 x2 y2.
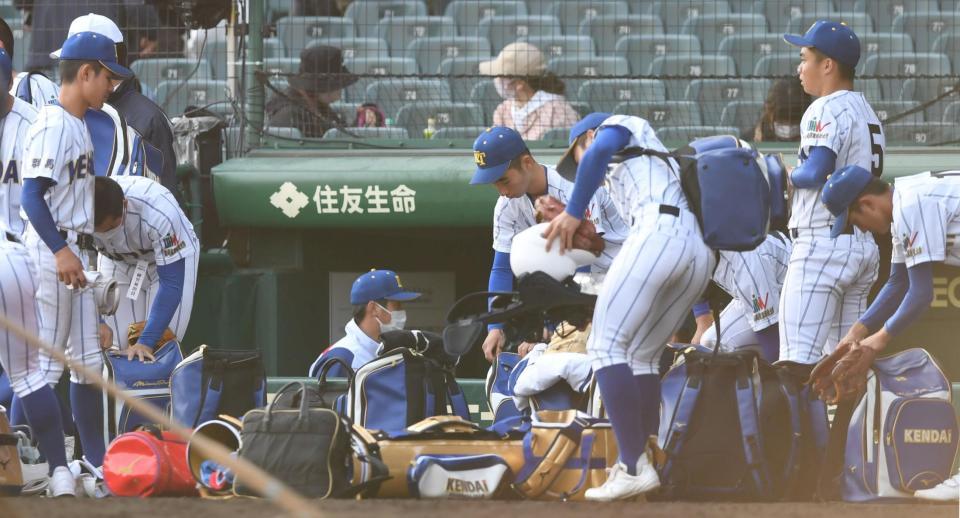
486 352 523 425
0 406 23 495
102 425 197 497
839 348 958 502
170 345 267 428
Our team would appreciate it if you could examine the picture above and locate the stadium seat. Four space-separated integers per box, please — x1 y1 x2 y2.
364 78 453 119
324 127 411 138
861 52 952 101
577 79 667 113
580 14 664 55
613 100 703 126
656 125 741 142
656 0 731 28
330 101 363 123
439 56 488 101
569 101 592 117
433 126 489 138
883 122 959 145
680 13 769 50
264 126 304 140
932 32 960 70
717 33 786 75
755 0 834 28
11 25 27 73
131 58 213 92
264 57 300 78
444 0 528 37
156 79 230 117
407 36 492 74
900 77 959 121
752 52 798 76
538 127 571 141
525 35 597 60
648 55 738 98
377 16 456 56
616 34 701 74
265 78 290 102
719 100 763 138
343 0 428 37
871 100 924 123
549 1 630 35
857 0 940 32
205 37 283 79
277 17 356 56
395 101 484 137
859 33 915 59
860 78 884 103
306 37 390 61
685 78 770 123
267 0 296 23
783 12 873 36
469 80 500 125
343 56 419 101
480 15 562 53
547 56 630 95
943 101 960 123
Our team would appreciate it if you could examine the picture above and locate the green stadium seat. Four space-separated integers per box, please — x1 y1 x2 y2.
613 100 703 126
538 126 572 141
330 102 363 123
756 0 834 29
395 101 484 137
752 52 798 76
580 14 663 55
857 0 940 32
11 24 27 73
860 78 884 103
276 17 356 57
547 56 630 95
266 0 296 23
205 37 283 80
307 37 390 61
569 100 592 117
444 0 528 37
407 36 492 74
648 55 738 98
480 15 562 53
719 99 763 137
343 0 428 37
785 12 874 35
156 79 230 117
324 127 411 138
615 34 701 73
131 58 213 93
943 101 960 123
861 52 952 101
680 13 769 50
365 78 453 118
932 32 960 69
859 33 915 59
832 0 859 11
900 77 959 121
717 33 786 76
884 122 959 144
525 35 597 60
549 1 630 34
438 56 488 101
377 16 457 56
264 57 300 78
264 126 304 140
871 100 924 123
623 0 657 15
343 56 419 101
577 79 667 112
656 0 731 29
656 125 741 142
433 126 489 138
469 80 499 125
685 78 771 123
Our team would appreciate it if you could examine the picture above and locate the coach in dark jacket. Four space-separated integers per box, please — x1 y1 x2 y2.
265 46 357 138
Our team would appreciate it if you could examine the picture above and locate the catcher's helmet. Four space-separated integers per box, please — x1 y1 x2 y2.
510 223 597 282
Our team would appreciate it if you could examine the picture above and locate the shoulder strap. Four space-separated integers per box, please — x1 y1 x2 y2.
514 419 586 497
734 361 771 497
15 72 34 104
660 360 705 481
775 367 804 490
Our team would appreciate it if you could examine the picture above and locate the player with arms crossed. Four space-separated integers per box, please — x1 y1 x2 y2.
544 114 715 501
779 21 883 365
19 32 132 469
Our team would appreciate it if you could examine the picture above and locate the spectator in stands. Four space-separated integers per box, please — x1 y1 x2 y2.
480 42 579 141
754 77 812 142
265 45 358 138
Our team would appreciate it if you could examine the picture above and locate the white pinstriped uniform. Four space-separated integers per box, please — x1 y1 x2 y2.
0 97 47 397
21 103 101 384
779 90 883 364
10 72 59 110
94 176 199 349
492 165 629 272
587 115 714 375
701 232 792 351
890 172 960 268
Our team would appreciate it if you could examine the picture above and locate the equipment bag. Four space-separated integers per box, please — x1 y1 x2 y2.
486 352 523 424
187 415 244 494
0 406 22 495
170 345 267 428
102 328 184 442
842 348 959 502
103 426 198 497
408 454 511 499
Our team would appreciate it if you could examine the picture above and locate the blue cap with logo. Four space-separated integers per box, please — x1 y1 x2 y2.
53 31 132 79
822 164 873 238
470 126 529 185
350 269 421 305
784 20 861 69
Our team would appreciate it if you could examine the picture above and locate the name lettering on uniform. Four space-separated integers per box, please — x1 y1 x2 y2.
1 161 17 183
67 153 92 181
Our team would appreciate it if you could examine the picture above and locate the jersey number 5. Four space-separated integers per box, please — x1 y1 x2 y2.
868 123 883 177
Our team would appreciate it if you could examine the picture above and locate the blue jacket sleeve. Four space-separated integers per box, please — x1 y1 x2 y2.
859 263 908 331
309 348 355 379
137 259 185 348
790 146 837 189
884 262 934 336
487 250 512 331
21 177 67 254
564 125 632 219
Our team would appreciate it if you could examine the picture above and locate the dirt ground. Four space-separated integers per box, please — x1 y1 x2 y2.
1 498 958 518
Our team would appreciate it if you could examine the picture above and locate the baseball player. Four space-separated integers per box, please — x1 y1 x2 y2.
92 175 199 360
778 21 883 365
19 31 133 468
0 17 59 110
0 47 75 497
471 121 629 362
544 113 714 500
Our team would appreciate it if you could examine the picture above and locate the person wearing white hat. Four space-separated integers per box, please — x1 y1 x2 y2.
479 42 579 141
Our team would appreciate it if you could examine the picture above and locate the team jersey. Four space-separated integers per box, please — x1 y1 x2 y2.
10 71 59 109
713 232 792 331
492 164 629 272
21 103 95 234
890 171 960 268
92 176 198 266
597 114 687 223
791 90 885 230
0 97 38 236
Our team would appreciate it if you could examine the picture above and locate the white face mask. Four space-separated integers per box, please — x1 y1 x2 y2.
376 304 407 333
773 122 801 140
95 208 125 241
493 77 516 100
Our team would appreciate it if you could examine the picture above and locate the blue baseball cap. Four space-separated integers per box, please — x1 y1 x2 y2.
350 269 421 305
470 126 528 185
784 20 861 69
53 31 132 79
557 112 611 181
822 165 873 238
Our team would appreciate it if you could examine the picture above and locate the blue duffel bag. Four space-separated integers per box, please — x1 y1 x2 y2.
170 346 266 428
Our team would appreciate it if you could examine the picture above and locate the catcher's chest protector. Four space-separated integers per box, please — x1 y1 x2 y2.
842 348 958 502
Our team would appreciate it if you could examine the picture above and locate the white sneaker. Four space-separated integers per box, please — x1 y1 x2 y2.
584 453 661 502
915 472 960 502
48 466 76 497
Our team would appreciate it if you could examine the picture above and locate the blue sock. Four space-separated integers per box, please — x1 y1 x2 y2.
755 325 780 363
9 394 27 426
69 382 105 466
0 372 12 410
634 374 661 439
20 386 68 472
596 364 646 475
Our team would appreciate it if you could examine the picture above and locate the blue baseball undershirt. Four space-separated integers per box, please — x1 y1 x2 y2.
565 125 632 219
859 262 908 330
789 146 837 189
21 177 67 253
882 262 933 336
137 258 185 347
487 250 512 331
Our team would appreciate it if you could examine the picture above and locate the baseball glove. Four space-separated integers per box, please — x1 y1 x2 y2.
127 321 178 349
808 341 877 403
534 195 605 256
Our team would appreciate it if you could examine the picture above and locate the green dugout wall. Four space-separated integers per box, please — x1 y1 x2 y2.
188 144 960 379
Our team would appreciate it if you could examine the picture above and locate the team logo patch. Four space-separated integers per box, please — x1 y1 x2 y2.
903 231 923 258
803 117 831 140
474 151 486 167
752 292 775 321
160 232 186 257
